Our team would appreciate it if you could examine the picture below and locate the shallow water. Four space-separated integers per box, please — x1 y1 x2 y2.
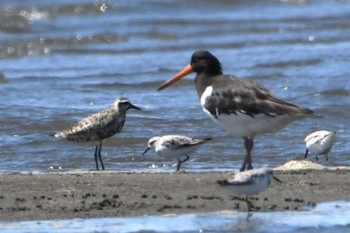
1 201 349 233
0 0 350 172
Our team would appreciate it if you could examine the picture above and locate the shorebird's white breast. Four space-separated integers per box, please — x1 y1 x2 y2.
200 86 296 137
155 145 199 158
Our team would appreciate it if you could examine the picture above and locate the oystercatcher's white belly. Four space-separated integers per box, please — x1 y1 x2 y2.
203 110 295 138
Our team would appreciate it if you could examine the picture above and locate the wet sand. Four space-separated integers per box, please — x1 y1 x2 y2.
0 161 349 222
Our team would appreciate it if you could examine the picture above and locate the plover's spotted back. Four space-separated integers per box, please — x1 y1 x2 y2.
143 135 211 171
54 97 141 170
158 50 314 171
217 167 281 212
304 130 336 161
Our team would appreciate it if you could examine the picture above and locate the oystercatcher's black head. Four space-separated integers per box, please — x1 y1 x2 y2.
190 50 222 75
157 50 222 91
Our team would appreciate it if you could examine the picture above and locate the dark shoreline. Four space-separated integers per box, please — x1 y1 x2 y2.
0 161 349 222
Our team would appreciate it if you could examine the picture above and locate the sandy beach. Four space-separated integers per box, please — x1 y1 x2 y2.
0 161 349 222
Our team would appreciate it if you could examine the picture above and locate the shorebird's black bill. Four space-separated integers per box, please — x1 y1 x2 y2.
129 103 142 111
142 147 150 156
273 176 282 183
157 64 193 91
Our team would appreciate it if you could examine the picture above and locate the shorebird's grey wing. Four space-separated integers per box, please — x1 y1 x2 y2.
161 136 192 150
218 172 257 186
226 175 254 185
305 131 334 144
226 171 266 185
73 109 117 131
59 109 120 140
202 77 313 119
245 80 313 116
167 135 210 148
305 131 327 144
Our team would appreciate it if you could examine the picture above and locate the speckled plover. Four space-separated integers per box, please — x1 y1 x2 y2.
217 167 281 212
54 97 141 170
304 130 336 161
158 50 314 171
142 135 211 171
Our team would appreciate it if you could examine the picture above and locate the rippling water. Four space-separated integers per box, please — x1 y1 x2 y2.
1 201 350 233
1 0 350 172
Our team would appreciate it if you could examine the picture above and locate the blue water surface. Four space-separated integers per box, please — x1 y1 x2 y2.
1 201 349 233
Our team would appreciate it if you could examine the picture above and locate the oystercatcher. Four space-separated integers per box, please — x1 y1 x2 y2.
158 50 313 171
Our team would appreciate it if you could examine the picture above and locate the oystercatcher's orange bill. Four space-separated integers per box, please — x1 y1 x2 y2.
157 64 193 91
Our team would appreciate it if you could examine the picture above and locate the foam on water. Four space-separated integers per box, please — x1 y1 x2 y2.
1 201 349 233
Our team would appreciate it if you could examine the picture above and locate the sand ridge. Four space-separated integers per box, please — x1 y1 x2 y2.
0 161 349 221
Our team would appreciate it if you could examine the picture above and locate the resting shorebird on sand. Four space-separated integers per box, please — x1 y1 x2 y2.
158 50 314 171
54 97 141 170
143 135 211 171
304 130 336 161
217 167 281 212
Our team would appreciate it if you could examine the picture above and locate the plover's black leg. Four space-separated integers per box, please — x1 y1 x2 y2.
176 155 190 171
94 145 100 170
97 142 105 170
316 155 319 161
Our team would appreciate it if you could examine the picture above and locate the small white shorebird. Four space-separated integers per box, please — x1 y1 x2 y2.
142 135 212 171
54 97 141 170
304 130 336 161
217 167 281 212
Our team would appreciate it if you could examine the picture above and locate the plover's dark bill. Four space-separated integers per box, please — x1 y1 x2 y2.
217 167 281 212
158 50 314 171
54 97 141 170
143 135 211 171
304 130 336 161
